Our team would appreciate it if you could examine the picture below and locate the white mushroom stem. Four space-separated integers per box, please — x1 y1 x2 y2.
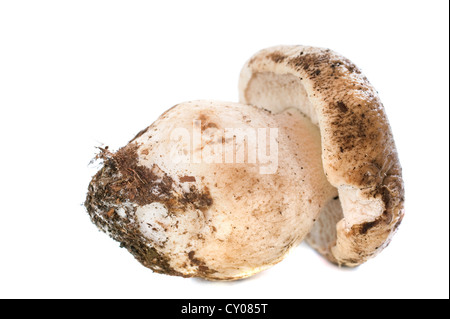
86 101 337 280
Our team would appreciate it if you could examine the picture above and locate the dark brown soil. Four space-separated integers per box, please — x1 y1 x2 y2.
84 143 213 277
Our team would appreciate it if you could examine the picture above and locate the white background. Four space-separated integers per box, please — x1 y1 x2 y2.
0 0 448 299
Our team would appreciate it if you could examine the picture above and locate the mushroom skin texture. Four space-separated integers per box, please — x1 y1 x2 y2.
85 101 337 280
239 45 405 266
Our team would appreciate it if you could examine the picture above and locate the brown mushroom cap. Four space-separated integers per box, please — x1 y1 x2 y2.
239 45 405 266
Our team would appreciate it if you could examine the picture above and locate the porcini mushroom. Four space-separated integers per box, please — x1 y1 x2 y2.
85 45 404 279
239 45 405 266
85 101 337 280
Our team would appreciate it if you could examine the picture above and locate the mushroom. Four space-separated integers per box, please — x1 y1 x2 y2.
85 101 337 280
85 45 404 280
239 45 405 266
